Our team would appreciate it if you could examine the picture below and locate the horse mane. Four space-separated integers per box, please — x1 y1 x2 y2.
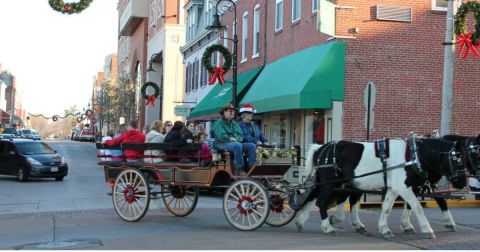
304 144 323 178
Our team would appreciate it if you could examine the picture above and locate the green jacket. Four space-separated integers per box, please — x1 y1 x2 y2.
214 118 244 143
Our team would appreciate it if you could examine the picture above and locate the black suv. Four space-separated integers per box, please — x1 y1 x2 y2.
0 139 68 181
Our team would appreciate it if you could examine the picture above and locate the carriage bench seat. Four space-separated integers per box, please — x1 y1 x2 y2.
97 161 199 168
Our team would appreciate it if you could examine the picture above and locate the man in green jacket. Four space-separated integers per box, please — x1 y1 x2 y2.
214 104 256 176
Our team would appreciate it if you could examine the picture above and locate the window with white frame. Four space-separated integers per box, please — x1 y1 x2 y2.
204 1 213 27
253 4 260 57
312 0 318 12
242 12 248 61
275 0 283 31
432 0 462 11
223 27 228 48
292 0 301 22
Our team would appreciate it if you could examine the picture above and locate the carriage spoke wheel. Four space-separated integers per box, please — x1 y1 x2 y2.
223 179 270 231
266 187 296 227
112 169 150 222
161 185 199 217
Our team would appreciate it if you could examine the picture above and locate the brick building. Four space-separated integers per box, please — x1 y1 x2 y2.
189 0 480 160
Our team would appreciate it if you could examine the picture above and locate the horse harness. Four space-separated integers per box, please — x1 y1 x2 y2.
465 140 480 177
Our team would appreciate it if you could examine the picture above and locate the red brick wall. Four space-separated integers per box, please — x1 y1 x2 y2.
220 0 480 140
337 0 480 140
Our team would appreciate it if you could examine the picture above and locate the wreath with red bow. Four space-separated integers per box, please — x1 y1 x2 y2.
141 82 160 108
454 1 480 59
49 0 93 15
201 44 232 85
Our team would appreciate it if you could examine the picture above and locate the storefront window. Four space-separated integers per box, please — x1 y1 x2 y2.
292 111 302 147
270 113 287 148
313 111 325 144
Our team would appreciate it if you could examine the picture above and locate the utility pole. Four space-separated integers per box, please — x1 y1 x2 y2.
440 0 457 136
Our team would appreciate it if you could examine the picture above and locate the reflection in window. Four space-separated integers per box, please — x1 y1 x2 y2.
271 113 287 148
313 111 325 144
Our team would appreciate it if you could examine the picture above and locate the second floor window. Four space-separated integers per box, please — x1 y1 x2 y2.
292 0 301 22
185 63 190 93
242 12 248 61
275 0 283 31
253 5 260 57
312 0 318 12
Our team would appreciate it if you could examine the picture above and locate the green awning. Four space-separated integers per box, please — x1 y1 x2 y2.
189 66 264 120
240 42 345 113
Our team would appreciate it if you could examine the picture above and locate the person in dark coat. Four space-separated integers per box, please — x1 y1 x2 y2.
164 121 194 162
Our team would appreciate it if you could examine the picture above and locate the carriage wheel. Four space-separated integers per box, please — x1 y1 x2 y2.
223 179 270 231
161 185 199 217
266 186 296 227
112 169 150 222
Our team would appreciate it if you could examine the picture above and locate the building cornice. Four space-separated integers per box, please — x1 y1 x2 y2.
180 29 216 53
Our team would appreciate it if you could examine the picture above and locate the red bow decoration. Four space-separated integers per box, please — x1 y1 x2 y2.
209 66 226 85
64 5 71 12
145 95 156 108
457 32 480 59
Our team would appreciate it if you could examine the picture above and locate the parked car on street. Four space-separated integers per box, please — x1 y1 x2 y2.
20 129 35 139
0 139 68 181
3 127 21 137
79 128 95 142
0 134 16 139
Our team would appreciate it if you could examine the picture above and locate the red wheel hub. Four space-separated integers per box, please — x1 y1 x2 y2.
123 184 137 204
270 194 284 213
237 196 255 215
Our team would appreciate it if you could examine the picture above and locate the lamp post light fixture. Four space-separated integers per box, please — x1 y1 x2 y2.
146 52 162 72
206 0 238 108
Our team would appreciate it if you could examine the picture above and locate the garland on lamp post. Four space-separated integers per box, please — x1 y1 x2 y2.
48 0 93 15
201 44 232 85
454 1 480 59
141 82 160 108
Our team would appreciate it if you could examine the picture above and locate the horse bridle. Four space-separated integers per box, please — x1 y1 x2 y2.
447 145 466 183
465 140 480 177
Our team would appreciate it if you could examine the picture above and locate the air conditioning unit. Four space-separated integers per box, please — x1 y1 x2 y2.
376 5 412 23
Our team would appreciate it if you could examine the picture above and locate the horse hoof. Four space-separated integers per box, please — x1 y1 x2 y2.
382 231 395 238
445 225 456 232
295 222 303 232
423 232 436 239
403 228 416 234
356 227 368 235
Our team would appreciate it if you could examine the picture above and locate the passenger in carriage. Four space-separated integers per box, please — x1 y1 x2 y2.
161 120 173 135
214 104 256 176
197 132 212 166
105 120 145 162
237 103 268 146
164 121 194 162
144 120 166 163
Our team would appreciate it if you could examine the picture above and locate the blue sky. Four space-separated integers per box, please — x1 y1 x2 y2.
0 0 118 115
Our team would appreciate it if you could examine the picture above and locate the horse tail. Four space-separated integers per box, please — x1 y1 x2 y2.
304 143 324 178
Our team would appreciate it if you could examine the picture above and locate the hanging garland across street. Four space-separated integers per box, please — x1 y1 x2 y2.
28 112 80 120
454 1 480 59
141 82 160 108
48 0 93 14
201 44 232 85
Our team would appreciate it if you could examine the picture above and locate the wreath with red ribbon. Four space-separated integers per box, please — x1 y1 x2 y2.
141 82 160 108
85 109 93 117
48 0 93 14
454 1 480 59
52 116 59 122
201 44 232 85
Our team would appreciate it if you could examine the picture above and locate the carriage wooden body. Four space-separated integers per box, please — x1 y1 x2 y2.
97 142 299 231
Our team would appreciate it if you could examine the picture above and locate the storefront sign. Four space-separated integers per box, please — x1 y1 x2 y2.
174 105 190 116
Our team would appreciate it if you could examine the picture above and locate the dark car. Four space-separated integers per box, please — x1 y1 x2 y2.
0 139 68 181
3 127 21 137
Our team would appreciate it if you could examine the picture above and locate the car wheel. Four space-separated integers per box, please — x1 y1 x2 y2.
55 176 64 181
17 167 28 182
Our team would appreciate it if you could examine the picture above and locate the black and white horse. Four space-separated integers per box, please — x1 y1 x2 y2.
294 138 466 238
398 135 480 233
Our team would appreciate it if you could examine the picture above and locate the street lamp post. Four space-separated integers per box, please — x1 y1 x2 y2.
206 0 238 108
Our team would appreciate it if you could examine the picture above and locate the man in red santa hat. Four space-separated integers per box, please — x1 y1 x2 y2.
238 103 268 146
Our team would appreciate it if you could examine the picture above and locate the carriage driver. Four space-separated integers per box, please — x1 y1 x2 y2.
214 104 256 176
238 103 268 145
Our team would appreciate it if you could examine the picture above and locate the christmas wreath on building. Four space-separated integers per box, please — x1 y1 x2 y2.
201 44 232 85
454 1 480 59
141 82 160 108
48 0 93 15
85 109 93 117
52 116 59 122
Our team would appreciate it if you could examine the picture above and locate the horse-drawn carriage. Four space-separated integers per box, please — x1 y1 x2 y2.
96 143 300 231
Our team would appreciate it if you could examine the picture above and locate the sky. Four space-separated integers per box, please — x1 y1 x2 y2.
0 0 118 116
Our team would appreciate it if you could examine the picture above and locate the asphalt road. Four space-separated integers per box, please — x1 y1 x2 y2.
0 141 479 249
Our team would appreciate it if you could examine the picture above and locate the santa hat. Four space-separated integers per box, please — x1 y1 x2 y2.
239 103 256 114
